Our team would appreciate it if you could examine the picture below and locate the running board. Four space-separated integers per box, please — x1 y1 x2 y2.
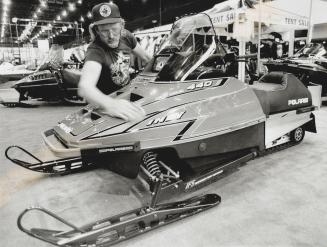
5 145 94 174
17 194 221 246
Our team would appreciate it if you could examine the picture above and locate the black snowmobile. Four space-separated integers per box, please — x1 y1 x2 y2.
0 60 85 107
6 13 318 246
265 43 327 101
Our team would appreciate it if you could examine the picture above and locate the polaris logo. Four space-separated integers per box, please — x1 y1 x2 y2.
58 123 72 134
288 98 308 106
147 111 185 126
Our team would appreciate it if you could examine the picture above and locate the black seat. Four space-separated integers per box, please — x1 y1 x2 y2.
62 68 81 87
250 72 312 115
251 71 287 91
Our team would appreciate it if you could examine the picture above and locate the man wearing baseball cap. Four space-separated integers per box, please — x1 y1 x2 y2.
78 2 150 121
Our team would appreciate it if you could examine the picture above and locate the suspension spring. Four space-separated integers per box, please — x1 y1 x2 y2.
142 152 161 178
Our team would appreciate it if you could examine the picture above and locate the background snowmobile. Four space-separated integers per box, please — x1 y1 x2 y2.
0 49 85 107
265 43 327 101
6 13 318 246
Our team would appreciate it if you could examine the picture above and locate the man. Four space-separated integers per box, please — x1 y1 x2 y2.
79 2 151 121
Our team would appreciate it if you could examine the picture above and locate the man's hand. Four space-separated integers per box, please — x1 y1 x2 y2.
102 98 146 122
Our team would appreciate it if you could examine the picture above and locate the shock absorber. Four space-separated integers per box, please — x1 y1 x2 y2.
142 151 161 178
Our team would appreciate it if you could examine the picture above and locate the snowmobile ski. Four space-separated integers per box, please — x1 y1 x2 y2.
18 192 220 246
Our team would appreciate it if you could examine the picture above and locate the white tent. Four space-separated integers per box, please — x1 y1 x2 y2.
204 0 318 81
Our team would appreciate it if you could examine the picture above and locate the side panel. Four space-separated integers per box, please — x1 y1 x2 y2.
265 110 312 148
170 122 265 159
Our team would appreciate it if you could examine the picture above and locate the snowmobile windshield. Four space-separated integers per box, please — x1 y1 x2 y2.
146 14 226 82
295 43 327 58
37 45 64 71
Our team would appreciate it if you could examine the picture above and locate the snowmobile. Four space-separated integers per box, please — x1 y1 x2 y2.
265 43 327 101
6 13 318 246
0 59 85 107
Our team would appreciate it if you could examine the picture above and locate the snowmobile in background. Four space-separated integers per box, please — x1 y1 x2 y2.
6 13 318 246
0 50 85 107
265 43 327 101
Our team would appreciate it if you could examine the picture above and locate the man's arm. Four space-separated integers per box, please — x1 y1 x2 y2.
132 43 151 64
78 60 145 121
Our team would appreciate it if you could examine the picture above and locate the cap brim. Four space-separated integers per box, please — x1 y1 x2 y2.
94 18 122 25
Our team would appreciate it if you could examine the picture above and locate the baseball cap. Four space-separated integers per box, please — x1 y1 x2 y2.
92 2 122 25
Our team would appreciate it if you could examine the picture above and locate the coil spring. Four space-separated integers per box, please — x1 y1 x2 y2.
143 152 161 177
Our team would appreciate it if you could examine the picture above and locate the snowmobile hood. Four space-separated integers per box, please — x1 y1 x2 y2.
13 70 54 88
51 76 265 153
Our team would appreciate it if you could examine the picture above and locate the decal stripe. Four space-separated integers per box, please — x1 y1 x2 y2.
174 120 195 141
143 78 229 107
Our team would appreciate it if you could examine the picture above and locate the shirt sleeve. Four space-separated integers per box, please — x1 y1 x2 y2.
85 44 105 64
123 30 137 50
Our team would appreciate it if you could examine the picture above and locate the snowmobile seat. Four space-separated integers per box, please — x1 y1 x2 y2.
62 68 81 87
250 71 312 115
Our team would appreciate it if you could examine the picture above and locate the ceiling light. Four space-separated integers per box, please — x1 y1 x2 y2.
40 1 46 8
68 3 76 12
77 0 82 4
62 10 67 17
80 16 84 22
12 17 17 23
3 0 11 6
56 15 61 21
37 8 41 13
33 13 37 18
87 11 92 19
68 24 72 29
62 26 67 32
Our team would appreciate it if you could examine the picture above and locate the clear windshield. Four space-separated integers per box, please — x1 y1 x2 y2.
142 14 226 82
295 43 327 58
37 45 64 71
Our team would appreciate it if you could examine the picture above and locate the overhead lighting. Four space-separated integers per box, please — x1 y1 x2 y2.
62 26 67 32
33 13 37 18
68 24 72 29
3 0 11 6
86 11 92 19
77 0 82 4
40 1 46 8
37 8 41 13
62 10 67 17
56 15 61 21
80 16 84 22
12 17 17 23
68 3 76 12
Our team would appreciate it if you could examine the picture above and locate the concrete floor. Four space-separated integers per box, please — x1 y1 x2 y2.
0 103 327 247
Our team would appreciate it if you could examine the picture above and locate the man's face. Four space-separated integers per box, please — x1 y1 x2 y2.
97 22 122 48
